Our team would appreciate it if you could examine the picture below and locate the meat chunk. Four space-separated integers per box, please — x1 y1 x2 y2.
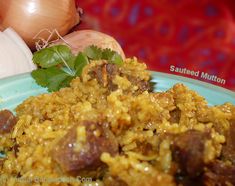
222 120 235 164
175 174 203 186
106 63 119 77
90 63 119 91
126 75 151 93
0 110 17 134
0 159 4 167
51 121 118 177
90 63 151 93
203 160 235 186
136 142 153 156
169 108 181 123
171 130 209 178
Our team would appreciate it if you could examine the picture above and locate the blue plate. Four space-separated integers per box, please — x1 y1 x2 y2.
0 71 234 111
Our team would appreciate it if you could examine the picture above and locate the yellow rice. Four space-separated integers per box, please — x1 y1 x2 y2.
0 58 234 186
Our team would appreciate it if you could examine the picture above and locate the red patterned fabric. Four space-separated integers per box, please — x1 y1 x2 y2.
76 0 235 91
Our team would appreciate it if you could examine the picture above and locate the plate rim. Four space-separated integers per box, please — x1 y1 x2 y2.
150 71 235 97
0 71 234 98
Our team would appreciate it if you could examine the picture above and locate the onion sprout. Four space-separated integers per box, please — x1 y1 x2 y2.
34 29 72 51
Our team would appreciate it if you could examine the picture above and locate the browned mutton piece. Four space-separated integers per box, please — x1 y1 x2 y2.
89 63 119 91
172 127 235 186
0 158 4 167
0 109 17 134
169 108 181 123
89 63 152 93
51 121 118 177
221 120 235 164
126 75 152 93
203 160 235 186
171 130 209 178
202 119 235 185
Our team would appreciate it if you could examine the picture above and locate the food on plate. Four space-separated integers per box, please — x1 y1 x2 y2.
0 57 234 186
0 110 17 134
0 0 80 49
31 45 124 91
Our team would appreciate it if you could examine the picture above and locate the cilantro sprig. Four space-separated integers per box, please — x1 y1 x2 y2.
31 45 123 92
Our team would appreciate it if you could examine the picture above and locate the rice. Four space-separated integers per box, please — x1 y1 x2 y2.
0 58 234 186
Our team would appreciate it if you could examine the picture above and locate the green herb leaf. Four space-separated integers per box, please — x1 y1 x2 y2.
66 55 76 69
31 67 71 92
102 48 123 65
48 68 71 91
84 45 103 60
60 76 74 88
31 69 48 87
111 53 123 65
33 45 73 68
32 44 124 92
74 52 89 76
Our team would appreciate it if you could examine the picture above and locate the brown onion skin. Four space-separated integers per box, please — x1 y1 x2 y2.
0 0 80 50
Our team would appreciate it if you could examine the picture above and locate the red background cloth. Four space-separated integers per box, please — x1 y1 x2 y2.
76 0 235 91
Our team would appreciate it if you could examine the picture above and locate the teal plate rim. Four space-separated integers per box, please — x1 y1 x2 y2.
0 71 234 112
150 71 235 96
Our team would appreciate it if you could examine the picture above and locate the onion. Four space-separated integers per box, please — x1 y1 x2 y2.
0 0 80 50
4 28 36 70
0 28 36 79
53 30 126 59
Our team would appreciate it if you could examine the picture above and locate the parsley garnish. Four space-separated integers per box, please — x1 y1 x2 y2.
31 45 123 92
